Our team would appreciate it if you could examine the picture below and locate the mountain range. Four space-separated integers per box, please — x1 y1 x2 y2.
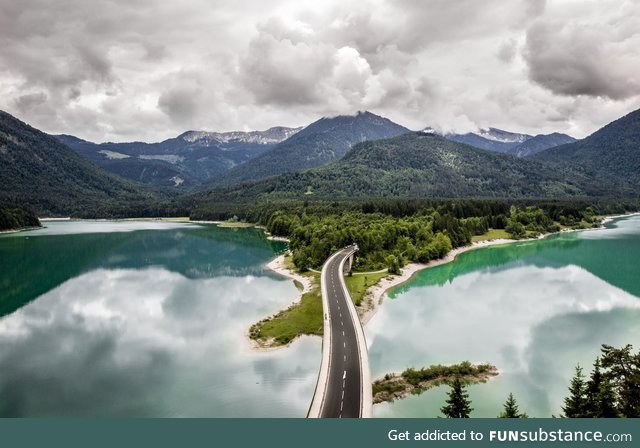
210 111 410 186
192 132 590 210
56 126 301 188
1 106 639 217
192 108 640 210
506 133 577 157
425 127 577 156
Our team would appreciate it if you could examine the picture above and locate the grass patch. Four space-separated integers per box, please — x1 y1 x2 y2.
249 274 323 346
471 228 510 242
345 271 388 306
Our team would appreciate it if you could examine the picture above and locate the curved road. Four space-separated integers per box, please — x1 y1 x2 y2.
308 245 372 418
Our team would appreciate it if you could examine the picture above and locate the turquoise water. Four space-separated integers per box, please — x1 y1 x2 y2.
368 215 640 418
2 217 639 417
0 221 320 417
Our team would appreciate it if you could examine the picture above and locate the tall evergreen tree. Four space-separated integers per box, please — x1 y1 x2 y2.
441 377 473 418
584 358 603 417
595 377 620 418
498 392 528 418
562 365 587 418
600 344 640 417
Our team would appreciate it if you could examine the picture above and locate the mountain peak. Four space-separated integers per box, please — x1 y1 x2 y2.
212 112 410 186
177 126 302 145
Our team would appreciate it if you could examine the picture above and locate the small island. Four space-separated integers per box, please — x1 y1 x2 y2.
372 361 498 404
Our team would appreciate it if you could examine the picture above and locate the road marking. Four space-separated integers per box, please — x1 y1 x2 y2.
344 355 346 361
343 341 346 348
342 330 345 336
342 390 345 399
341 320 343 326
343 370 346 380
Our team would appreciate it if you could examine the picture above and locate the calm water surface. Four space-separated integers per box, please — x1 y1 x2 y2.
0 221 320 417
2 217 639 417
368 215 640 417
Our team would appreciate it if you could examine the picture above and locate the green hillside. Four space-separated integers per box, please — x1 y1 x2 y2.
535 108 640 196
193 133 595 209
0 111 162 217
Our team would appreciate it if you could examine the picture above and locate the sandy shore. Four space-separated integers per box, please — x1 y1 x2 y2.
266 235 290 242
246 254 317 351
266 254 314 297
601 211 640 224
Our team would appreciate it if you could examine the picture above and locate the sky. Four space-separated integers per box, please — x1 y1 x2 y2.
1 0 639 142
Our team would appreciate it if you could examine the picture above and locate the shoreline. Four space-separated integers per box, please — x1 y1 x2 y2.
247 254 317 352
265 254 314 298
359 213 640 326
359 236 541 326
259 211 639 349
0 225 43 234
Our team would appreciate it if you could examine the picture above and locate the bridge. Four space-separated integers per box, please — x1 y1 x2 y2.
307 245 372 418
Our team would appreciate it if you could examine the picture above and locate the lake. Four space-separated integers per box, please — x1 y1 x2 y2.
0 221 320 417
368 215 640 417
1 217 639 417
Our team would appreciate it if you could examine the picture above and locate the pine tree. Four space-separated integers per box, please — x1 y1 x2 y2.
498 392 528 418
600 344 640 418
562 365 587 418
441 376 473 418
595 377 620 418
584 358 603 417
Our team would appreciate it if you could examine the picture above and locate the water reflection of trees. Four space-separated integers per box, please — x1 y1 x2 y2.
390 233 640 299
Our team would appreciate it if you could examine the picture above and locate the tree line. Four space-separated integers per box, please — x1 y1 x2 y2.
258 200 615 272
440 344 639 418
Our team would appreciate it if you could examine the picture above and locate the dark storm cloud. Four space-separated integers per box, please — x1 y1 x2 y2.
13 92 48 112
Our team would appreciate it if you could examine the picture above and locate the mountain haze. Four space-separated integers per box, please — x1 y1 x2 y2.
507 133 577 157
443 128 532 153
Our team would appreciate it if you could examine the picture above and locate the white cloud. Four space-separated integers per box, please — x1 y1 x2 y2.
0 0 638 141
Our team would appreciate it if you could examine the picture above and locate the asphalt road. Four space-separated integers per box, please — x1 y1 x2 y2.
319 246 363 418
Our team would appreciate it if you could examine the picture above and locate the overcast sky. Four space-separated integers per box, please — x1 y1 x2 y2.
1 0 639 142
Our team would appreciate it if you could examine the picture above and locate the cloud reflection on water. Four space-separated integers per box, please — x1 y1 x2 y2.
369 264 640 417
0 268 320 417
